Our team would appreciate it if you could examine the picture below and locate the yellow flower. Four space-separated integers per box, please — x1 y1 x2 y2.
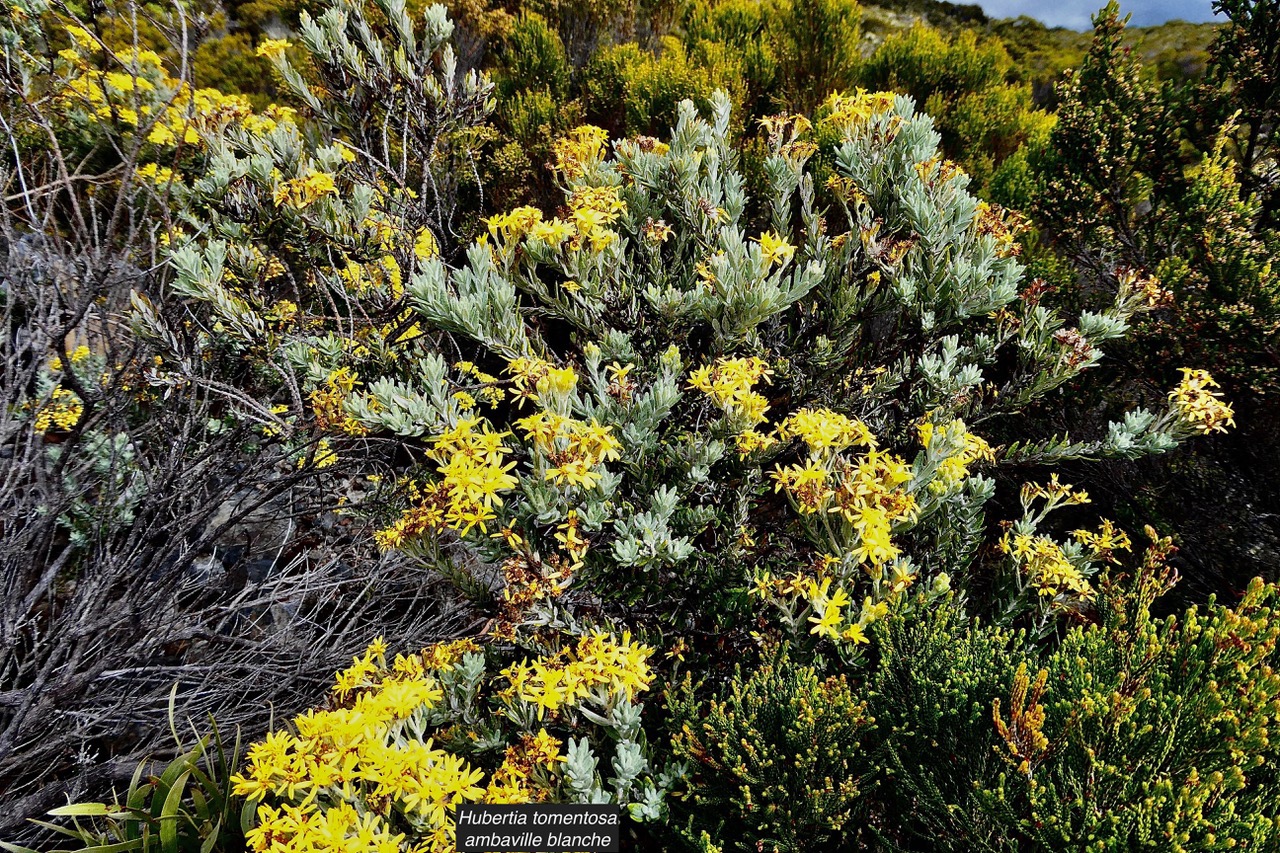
756 231 796 267
273 169 337 209
414 227 439 260
552 125 609 181
32 388 83 432
1169 368 1235 434
255 38 291 60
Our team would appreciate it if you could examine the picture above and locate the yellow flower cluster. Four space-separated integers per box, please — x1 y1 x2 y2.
374 418 517 546
552 125 609 181
803 577 889 644
750 556 894 647
32 387 84 432
310 367 370 436
565 185 626 252
57 31 293 148
821 89 897 129
232 639 484 853
773 450 917 566
972 201 1029 258
311 437 338 469
919 419 995 487
1020 474 1090 508
255 38 291 60
273 169 338 209
1071 518 1132 563
1169 368 1235 434
455 361 505 406
484 730 564 804
1000 532 1094 601
779 408 877 454
514 410 622 491
485 206 546 243
688 356 773 426
500 631 654 716
47 345 92 372
507 357 578 406
486 186 626 256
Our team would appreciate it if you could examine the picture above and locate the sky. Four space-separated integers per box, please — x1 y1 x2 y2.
976 0 1225 30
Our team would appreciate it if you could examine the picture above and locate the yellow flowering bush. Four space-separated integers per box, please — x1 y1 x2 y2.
233 631 676 850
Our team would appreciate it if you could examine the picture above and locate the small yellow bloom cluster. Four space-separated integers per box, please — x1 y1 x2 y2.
514 410 622 491
455 361 505 406
136 162 176 186
310 367 370 436
773 449 917 567
421 638 482 671
552 125 609 182
688 356 773 426
779 407 877 454
804 577 889 645
750 555 893 647
565 185 627 252
1020 474 1091 508
913 156 967 187
758 113 817 160
755 231 796 267
554 511 589 569
310 437 338 469
374 418 517 546
414 227 439 261
486 206 546 243
47 345 92 372
1000 532 1094 601
507 356 578 406
972 201 1029 258
919 418 995 487
32 387 84 432
255 38 291 60
484 730 564 804
1071 518 1132 563
487 187 627 255
273 169 338 209
500 631 654 716
232 639 485 853
1118 267 1172 310
1169 368 1235 434
821 89 897 129
641 217 673 244
57 31 293 148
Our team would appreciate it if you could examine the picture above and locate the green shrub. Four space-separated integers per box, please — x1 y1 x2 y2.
667 649 871 852
861 24 1052 193
981 561 1280 850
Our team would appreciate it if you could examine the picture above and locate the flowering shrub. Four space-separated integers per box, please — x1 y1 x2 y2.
231 632 679 851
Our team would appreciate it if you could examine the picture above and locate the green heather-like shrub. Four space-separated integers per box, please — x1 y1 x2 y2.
1030 2 1279 401
667 650 871 851
981 560 1280 851
665 548 1280 852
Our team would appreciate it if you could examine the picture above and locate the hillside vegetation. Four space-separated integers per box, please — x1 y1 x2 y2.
1 0 1277 850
